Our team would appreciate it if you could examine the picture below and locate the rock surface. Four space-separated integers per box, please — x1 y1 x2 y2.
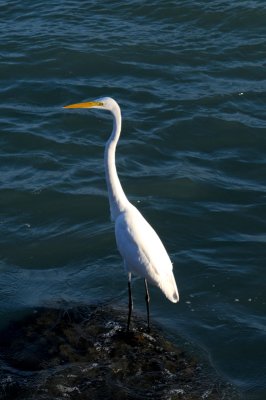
0 304 238 399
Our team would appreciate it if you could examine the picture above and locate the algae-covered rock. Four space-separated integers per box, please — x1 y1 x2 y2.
0 304 238 399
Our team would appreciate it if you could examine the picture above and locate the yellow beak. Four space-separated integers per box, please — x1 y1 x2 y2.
64 101 103 109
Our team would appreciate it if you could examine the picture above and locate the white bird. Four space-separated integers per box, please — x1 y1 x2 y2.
64 97 179 331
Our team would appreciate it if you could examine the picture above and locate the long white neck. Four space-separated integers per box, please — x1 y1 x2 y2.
104 105 130 221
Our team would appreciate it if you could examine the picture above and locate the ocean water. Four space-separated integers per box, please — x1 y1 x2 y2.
0 0 265 398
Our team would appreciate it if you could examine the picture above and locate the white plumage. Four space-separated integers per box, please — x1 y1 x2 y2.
64 97 179 330
115 206 178 303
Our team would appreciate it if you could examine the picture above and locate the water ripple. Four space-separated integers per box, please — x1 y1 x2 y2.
1 1 266 397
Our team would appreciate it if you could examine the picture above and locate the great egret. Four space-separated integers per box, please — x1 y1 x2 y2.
64 97 179 331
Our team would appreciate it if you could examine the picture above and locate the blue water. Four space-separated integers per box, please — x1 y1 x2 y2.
0 1 266 398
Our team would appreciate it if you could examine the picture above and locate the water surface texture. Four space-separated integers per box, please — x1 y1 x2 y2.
0 1 266 398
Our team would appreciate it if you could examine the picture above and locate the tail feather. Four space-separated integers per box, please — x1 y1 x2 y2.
159 272 179 303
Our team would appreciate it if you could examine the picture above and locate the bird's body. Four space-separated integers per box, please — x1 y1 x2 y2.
115 205 178 303
64 97 179 330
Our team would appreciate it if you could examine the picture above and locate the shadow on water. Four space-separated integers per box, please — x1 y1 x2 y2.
0 303 239 400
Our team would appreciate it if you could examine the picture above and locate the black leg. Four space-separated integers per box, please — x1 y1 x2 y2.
144 278 150 332
127 273 133 332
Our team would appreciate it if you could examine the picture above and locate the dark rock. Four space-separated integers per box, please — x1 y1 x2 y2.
0 304 239 399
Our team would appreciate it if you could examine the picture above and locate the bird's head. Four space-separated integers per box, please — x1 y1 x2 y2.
64 96 119 112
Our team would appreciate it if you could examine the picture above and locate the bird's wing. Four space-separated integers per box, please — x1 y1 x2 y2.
115 205 178 302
